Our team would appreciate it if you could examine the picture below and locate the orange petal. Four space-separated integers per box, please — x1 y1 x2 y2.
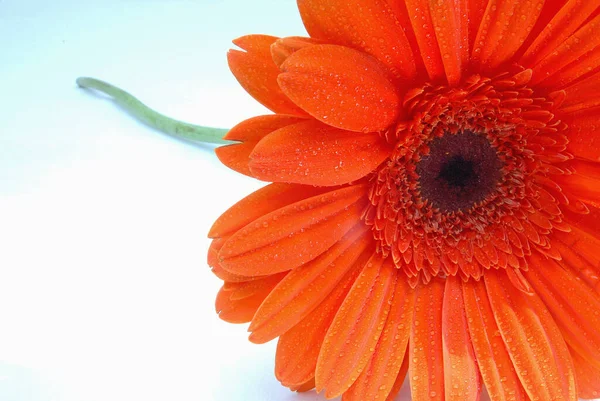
468 0 489 49
570 346 600 399
409 278 445 401
210 263 255 283
562 199 600 242
462 279 528 401
270 36 323 68
219 185 368 276
248 227 372 343
521 0 599 68
233 35 274 59
472 0 545 70
344 277 415 401
506 268 535 295
215 273 285 323
248 120 392 186
382 0 426 74
315 255 397 398
522 0 569 52
215 115 306 177
207 237 226 265
403 0 445 83
434 0 469 86
554 170 600 208
554 225 600 271
214 287 262 323
207 236 227 269
275 255 366 388
288 377 315 393
297 0 417 81
536 45 600 90
484 269 577 401
564 107 600 162
222 272 287 301
554 240 600 293
208 182 330 238
384 350 410 401
208 237 257 282
525 254 600 369
554 158 600 206
531 13 600 86
560 70 600 113
405 0 468 86
278 45 401 133
442 277 481 401
227 35 306 116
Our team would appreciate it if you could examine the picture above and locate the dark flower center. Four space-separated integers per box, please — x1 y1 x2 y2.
438 156 475 188
416 131 503 213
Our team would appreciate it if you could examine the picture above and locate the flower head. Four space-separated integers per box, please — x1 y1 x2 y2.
209 1 600 400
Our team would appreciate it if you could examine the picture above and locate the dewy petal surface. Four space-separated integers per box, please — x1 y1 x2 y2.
208 182 330 238
520 0 599 68
275 248 370 388
219 185 367 276
570 347 600 399
278 44 401 133
403 0 445 82
472 0 545 70
344 277 415 401
216 114 306 178
404 0 468 86
409 278 445 401
484 270 577 401
560 70 600 113
215 273 286 323
270 36 323 68
297 0 417 80
525 254 600 369
463 279 528 401
530 13 600 86
315 255 397 398
248 226 372 343
249 120 392 186
228 35 307 116
564 108 600 162
442 277 480 401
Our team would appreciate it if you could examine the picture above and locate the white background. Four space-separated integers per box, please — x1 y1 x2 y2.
0 1 594 401
0 1 340 400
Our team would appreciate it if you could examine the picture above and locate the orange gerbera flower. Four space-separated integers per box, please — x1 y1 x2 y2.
209 1 600 400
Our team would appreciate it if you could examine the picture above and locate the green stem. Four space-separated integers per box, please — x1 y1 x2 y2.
76 77 233 145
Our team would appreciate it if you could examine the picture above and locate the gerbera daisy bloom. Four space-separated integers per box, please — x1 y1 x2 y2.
207 0 600 400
